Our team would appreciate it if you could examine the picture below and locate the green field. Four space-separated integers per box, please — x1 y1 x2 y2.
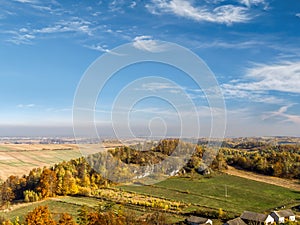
0 198 87 222
121 174 300 214
0 196 185 224
1 174 299 223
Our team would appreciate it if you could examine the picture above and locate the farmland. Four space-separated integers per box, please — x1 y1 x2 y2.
0 144 81 180
1 173 299 224
0 139 299 224
0 196 185 224
0 142 125 180
121 173 300 215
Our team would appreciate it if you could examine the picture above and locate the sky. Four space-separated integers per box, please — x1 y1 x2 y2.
0 0 300 137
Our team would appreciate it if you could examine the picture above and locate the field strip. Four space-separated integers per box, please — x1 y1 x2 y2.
146 184 235 203
224 166 300 191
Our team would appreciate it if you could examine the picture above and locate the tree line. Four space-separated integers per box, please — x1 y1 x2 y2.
0 204 168 225
0 157 110 207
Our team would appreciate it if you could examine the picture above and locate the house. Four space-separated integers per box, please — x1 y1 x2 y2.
240 211 274 225
270 209 295 223
186 216 213 225
196 163 211 175
224 217 247 225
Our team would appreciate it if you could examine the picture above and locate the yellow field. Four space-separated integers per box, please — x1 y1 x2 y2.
0 144 81 180
0 144 77 151
0 142 126 180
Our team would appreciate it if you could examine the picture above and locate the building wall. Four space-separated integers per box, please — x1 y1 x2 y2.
278 217 285 223
289 216 296 221
265 215 275 224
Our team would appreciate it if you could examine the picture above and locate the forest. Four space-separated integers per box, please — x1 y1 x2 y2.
0 139 299 224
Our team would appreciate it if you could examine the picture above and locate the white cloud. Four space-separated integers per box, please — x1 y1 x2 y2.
130 1 137 8
109 0 126 12
13 0 38 3
242 61 300 93
17 104 36 108
296 13 300 18
263 104 300 124
221 85 284 104
35 18 93 36
84 44 111 53
197 40 263 49
225 61 300 94
133 36 167 52
238 0 266 8
146 0 251 25
139 82 183 93
19 28 29 33
6 31 35 44
222 60 300 104
31 5 54 12
6 16 93 45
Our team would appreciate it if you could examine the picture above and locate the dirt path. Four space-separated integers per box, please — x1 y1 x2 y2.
0 199 48 212
224 166 300 191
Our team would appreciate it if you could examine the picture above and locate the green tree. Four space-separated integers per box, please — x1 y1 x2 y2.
77 206 89 225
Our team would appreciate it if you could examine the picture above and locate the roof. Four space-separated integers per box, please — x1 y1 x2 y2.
225 217 247 225
274 209 295 218
186 216 210 224
240 211 269 222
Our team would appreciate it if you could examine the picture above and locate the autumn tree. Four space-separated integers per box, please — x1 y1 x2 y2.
1 220 13 225
1 181 15 207
25 205 56 225
37 168 57 198
58 213 77 225
61 171 78 195
77 206 89 225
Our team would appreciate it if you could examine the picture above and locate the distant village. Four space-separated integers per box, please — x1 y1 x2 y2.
1 136 300 146
186 209 296 225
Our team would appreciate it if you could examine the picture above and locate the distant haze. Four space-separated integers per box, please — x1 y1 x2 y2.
1 122 299 138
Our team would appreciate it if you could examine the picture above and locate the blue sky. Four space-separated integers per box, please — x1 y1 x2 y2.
0 0 300 137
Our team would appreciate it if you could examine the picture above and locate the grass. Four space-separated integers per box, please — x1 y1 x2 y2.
0 199 84 222
0 196 101 222
0 196 185 224
120 174 300 214
1 174 298 223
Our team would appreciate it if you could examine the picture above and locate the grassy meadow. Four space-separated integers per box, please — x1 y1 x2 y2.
0 173 299 224
121 174 300 215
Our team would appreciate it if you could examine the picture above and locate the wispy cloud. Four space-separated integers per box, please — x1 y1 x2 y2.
222 61 300 96
222 60 300 104
5 17 93 45
145 0 253 25
221 84 284 104
238 0 268 9
13 0 39 3
17 104 36 108
35 18 93 36
138 82 183 93
84 44 111 53
238 61 300 93
263 104 300 124
130 1 137 8
296 13 300 18
133 36 168 52
197 40 263 49
5 30 35 45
